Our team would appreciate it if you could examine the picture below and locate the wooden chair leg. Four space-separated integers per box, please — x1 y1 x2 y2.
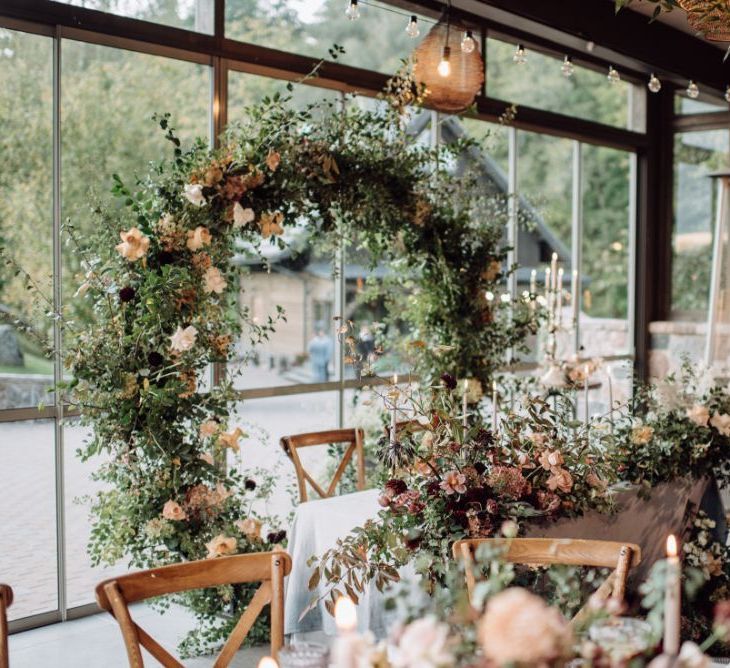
270 553 285 661
0 589 9 668
612 546 633 601
460 543 477 602
105 582 145 668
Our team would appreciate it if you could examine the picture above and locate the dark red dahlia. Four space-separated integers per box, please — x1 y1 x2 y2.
119 286 136 303
384 479 408 496
440 372 457 390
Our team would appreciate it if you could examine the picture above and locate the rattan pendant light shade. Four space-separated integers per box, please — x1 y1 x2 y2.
413 14 485 113
678 0 730 42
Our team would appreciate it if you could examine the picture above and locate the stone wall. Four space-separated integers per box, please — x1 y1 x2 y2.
0 373 54 410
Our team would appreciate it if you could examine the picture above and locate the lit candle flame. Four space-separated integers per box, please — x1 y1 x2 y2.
464 378 469 390
335 596 357 632
258 658 279 668
667 534 678 558
552 252 558 261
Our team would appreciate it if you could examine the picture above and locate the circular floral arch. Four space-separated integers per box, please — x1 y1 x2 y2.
66 93 534 652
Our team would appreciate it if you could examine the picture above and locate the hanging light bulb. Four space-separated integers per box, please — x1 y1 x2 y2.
607 66 620 84
461 29 476 53
561 55 574 78
725 85 730 103
513 44 527 65
437 45 451 77
648 73 662 93
686 79 700 99
405 15 420 38
345 0 360 20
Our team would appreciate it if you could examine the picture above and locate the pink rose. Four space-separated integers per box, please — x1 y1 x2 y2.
162 500 187 521
439 470 467 495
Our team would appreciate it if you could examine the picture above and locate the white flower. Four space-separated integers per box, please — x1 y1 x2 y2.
390 616 453 668
233 202 255 228
183 183 206 207
710 412 730 437
687 404 710 427
678 641 709 668
170 325 197 353
203 266 227 294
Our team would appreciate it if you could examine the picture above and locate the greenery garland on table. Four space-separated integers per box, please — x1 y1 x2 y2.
59 80 536 654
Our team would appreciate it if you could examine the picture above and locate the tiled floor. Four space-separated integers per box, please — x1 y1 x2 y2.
8 604 271 667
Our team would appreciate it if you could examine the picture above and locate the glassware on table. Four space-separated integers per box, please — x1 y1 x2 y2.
588 617 654 662
278 642 329 668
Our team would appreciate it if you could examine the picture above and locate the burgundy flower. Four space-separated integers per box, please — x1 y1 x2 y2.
474 462 487 476
244 479 257 491
449 441 461 454
425 480 441 497
536 490 562 515
147 351 164 368
474 428 495 448
485 498 499 515
440 372 457 390
267 530 286 544
119 286 136 303
384 479 408 497
488 466 531 500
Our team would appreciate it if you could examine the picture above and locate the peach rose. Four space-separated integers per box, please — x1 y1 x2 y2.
479 588 572 666
631 424 654 445
546 467 573 493
266 150 281 172
235 518 262 540
205 534 237 558
203 266 227 294
687 404 710 427
259 211 284 238
218 427 245 452
539 450 564 471
711 412 730 437
162 500 187 521
199 452 214 466
115 227 150 262
199 420 219 439
186 226 212 251
233 202 255 228
170 325 197 353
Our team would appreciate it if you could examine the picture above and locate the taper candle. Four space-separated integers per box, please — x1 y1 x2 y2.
390 374 398 447
332 596 360 668
551 252 558 291
492 380 498 433
583 364 590 427
557 267 564 327
258 658 278 668
530 269 537 295
462 378 469 429
663 535 681 656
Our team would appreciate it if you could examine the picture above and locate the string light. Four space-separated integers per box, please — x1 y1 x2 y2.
405 14 420 38
607 66 620 84
686 79 700 99
561 56 574 78
345 0 360 20
437 45 451 77
725 85 730 103
648 73 662 93
461 29 476 53
513 44 527 65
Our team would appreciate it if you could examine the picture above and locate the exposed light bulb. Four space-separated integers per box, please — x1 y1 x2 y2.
561 55 574 78
725 85 730 103
345 0 360 20
513 43 527 65
607 66 620 84
686 79 699 99
405 15 420 38
461 30 476 54
437 46 451 77
648 73 661 93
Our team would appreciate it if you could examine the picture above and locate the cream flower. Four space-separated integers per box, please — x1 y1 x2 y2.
235 518 262 540
205 534 237 558
546 467 573 493
687 404 710 427
203 266 227 294
115 227 150 262
390 616 454 668
479 588 572 666
711 412 730 436
199 420 219 438
170 325 197 353
186 226 212 251
233 202 255 228
631 424 654 445
183 183 206 207
259 211 284 238
161 500 187 521
439 470 467 495
218 427 245 452
539 450 564 471
199 452 214 466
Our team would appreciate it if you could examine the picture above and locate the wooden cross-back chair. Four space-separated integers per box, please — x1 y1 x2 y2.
0 584 13 668
95 551 291 667
452 538 641 624
280 428 365 503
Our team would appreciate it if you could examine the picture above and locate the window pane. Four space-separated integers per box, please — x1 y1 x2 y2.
54 0 215 33
672 130 730 318
0 420 58 621
61 40 210 330
226 0 431 75
580 145 631 357
231 392 339 515
487 38 633 130
0 29 54 409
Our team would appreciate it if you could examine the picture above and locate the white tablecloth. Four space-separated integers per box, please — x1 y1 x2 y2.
285 489 418 638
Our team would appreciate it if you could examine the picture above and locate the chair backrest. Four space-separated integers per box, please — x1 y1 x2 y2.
0 584 13 668
452 538 641 613
95 551 292 667
280 428 365 503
